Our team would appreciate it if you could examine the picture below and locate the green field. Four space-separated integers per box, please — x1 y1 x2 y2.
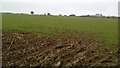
2 13 118 44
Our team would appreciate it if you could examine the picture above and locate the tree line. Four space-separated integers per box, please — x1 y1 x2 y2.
29 11 118 18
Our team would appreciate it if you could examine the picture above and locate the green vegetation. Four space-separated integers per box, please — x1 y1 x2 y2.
0 13 2 30
2 13 118 44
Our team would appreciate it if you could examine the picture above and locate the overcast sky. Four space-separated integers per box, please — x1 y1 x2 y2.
0 0 119 16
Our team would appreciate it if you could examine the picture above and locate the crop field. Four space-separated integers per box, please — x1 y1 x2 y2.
2 13 119 66
2 13 118 43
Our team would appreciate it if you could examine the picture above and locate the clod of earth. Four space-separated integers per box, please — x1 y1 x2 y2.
2 32 118 67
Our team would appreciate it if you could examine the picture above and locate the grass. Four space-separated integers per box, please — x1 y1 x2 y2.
2 13 118 44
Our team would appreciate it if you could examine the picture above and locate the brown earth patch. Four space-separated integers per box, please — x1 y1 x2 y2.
2 32 118 67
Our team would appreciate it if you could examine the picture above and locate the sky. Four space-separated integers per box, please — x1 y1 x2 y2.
0 0 119 16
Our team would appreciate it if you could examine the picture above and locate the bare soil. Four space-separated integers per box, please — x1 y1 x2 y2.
2 32 118 67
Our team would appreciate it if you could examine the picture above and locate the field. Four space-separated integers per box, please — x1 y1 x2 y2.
2 13 118 43
2 13 118 66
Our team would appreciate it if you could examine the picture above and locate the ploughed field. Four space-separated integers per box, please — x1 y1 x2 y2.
2 13 118 66
2 32 118 66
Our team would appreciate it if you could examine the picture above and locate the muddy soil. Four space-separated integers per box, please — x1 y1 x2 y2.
2 32 118 67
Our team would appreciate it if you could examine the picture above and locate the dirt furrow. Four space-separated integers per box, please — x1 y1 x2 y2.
2 32 117 67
